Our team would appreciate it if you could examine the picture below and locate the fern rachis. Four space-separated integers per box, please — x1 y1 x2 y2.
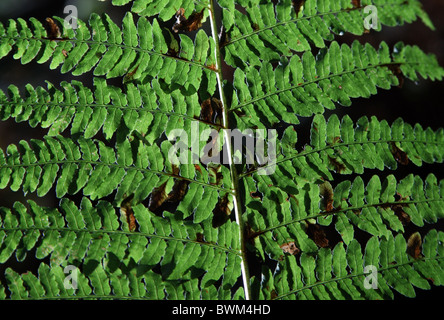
0 0 443 300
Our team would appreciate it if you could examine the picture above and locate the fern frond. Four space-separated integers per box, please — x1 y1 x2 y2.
245 172 444 261
221 0 434 67
244 115 444 188
0 136 232 217
0 77 217 140
1 0 443 302
0 13 216 90
230 41 444 129
258 231 444 299
112 0 209 21
0 198 242 299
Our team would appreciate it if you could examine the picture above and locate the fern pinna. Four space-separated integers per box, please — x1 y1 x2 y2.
0 0 443 300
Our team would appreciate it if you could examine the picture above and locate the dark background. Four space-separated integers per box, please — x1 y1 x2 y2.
0 0 443 300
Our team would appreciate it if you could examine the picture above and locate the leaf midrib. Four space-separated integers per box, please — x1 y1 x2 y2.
0 100 223 129
229 61 418 112
0 225 241 256
0 159 234 193
257 198 443 234
224 2 402 46
0 35 216 73
240 138 444 177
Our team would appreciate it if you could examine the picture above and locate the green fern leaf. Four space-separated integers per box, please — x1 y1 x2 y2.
261 231 444 299
0 198 242 299
0 13 215 92
1 78 216 139
244 172 444 262
221 0 435 67
112 0 209 21
230 41 444 129
1 0 444 301
0 136 232 215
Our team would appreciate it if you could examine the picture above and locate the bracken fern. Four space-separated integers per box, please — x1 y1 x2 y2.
0 0 443 300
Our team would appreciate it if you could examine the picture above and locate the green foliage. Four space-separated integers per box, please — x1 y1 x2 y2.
0 0 443 300
0 12 216 92
0 198 242 299
231 41 444 129
220 0 435 67
260 230 444 299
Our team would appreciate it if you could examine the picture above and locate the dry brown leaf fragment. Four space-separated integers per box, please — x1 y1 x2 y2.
149 167 190 212
351 0 362 8
148 182 169 211
172 8 205 33
43 17 62 40
319 181 334 212
307 224 329 248
392 204 411 225
328 155 346 173
407 232 422 259
390 141 409 165
199 97 223 125
280 242 300 255
292 0 306 16
212 194 232 228
120 196 137 232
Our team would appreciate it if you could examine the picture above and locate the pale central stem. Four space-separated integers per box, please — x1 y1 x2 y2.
207 1 252 300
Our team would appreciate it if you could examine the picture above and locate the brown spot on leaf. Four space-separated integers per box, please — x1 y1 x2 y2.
250 190 262 200
332 136 342 144
169 165 188 198
351 0 362 8
169 179 189 203
196 233 206 243
207 64 217 71
386 63 404 88
280 241 301 255
328 155 346 173
307 224 329 248
199 97 223 125
148 167 190 212
393 204 411 225
43 17 61 40
319 181 334 212
212 193 232 228
172 8 205 33
194 164 202 173
123 65 139 83
407 232 422 259
390 142 409 165
62 49 68 57
270 290 278 300
292 0 306 16
148 182 169 211
120 195 137 232
208 163 223 185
